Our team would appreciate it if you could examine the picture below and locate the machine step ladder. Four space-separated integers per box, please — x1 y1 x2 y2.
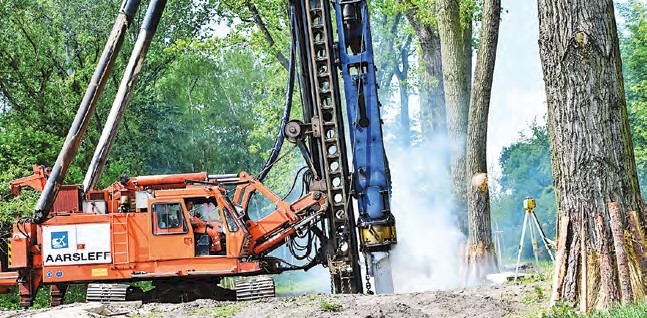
110 213 131 268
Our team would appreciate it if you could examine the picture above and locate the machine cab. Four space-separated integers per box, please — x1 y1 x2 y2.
148 192 249 260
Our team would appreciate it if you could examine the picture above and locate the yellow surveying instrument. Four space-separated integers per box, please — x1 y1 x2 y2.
514 196 555 282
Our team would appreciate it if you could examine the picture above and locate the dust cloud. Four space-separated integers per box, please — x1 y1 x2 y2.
387 136 466 293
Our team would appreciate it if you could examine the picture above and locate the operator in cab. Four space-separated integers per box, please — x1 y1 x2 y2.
186 200 225 255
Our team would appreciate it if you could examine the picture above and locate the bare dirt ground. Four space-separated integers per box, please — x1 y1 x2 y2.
0 281 550 318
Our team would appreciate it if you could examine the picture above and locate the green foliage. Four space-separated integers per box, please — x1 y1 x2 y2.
537 301 582 318
522 285 546 305
491 120 556 261
0 168 41 235
0 284 85 310
620 0 647 198
132 281 154 292
0 0 294 212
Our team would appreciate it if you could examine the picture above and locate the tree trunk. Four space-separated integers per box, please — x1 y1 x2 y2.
537 0 644 309
437 0 470 234
464 19 473 95
465 0 500 283
399 81 410 146
405 10 447 143
395 40 411 147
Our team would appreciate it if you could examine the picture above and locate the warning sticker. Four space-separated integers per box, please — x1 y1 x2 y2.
91 268 108 277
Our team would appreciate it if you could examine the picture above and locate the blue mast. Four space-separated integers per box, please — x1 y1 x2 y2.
333 0 396 253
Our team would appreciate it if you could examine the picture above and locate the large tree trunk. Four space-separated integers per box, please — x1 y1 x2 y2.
405 10 447 143
436 0 470 234
465 0 501 283
537 0 646 310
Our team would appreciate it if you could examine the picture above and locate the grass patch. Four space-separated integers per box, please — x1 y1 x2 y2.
132 281 154 292
505 259 553 284
523 285 546 304
131 309 162 318
319 300 342 312
0 282 150 311
0 284 87 310
537 300 647 318
515 272 550 284
192 304 240 318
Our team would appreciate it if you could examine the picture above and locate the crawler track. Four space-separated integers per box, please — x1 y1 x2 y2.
85 276 275 304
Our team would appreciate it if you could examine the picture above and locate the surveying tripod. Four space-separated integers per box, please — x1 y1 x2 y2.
513 196 555 282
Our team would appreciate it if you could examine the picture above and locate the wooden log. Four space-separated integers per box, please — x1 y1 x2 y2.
639 196 647 234
595 213 619 308
625 234 645 301
586 251 600 311
608 202 633 303
551 214 570 304
580 214 587 312
563 229 580 301
627 211 647 273
627 211 647 296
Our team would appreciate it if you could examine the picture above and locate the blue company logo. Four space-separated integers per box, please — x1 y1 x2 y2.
55 271 63 278
51 231 68 249
46 271 53 278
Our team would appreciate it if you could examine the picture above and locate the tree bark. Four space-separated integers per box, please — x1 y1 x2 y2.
464 19 473 94
465 0 501 282
609 202 634 303
595 213 620 309
405 9 447 143
537 0 644 309
437 0 470 234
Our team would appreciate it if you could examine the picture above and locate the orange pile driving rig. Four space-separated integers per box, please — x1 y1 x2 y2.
3 168 327 306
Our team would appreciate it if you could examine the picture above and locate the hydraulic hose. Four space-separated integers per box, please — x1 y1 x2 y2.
257 6 297 182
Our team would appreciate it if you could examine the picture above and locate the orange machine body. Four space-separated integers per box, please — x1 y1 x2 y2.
0 170 326 306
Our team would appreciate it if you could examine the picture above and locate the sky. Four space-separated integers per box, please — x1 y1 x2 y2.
486 0 547 179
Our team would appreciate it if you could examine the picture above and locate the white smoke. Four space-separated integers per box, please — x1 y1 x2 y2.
388 135 466 293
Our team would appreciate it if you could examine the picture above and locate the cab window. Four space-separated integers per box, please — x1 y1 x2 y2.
152 202 187 234
222 206 239 232
200 202 221 222
188 202 221 222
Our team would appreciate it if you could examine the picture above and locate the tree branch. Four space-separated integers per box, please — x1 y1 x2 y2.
246 2 289 70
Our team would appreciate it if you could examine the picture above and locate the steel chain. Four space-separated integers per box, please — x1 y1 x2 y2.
364 255 373 294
